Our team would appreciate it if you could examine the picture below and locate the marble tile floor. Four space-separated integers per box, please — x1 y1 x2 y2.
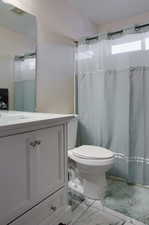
69 200 144 225
104 178 149 224
68 177 149 225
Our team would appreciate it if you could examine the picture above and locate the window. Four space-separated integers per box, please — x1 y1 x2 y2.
112 41 142 55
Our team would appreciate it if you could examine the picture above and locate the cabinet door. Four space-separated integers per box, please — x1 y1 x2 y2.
0 132 34 225
30 126 65 201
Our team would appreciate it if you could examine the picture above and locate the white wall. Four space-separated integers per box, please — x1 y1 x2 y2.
36 24 76 113
98 12 149 33
37 31 75 113
0 26 35 57
4 0 97 114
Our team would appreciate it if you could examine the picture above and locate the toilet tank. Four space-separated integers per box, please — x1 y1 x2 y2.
68 115 78 150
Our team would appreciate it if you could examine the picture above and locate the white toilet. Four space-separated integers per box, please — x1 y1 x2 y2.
68 116 114 200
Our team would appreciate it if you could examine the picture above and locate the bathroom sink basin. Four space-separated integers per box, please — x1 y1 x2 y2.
0 112 29 125
0 114 28 121
0 110 74 127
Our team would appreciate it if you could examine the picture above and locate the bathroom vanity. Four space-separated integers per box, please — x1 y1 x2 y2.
0 111 73 225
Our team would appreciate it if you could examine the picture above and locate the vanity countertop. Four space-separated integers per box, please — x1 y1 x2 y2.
0 111 74 136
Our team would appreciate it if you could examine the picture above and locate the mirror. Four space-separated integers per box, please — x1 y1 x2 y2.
0 0 37 112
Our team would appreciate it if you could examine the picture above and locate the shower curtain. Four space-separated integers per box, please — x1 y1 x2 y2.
77 28 149 185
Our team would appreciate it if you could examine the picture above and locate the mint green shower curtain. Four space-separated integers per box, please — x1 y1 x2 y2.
77 28 149 185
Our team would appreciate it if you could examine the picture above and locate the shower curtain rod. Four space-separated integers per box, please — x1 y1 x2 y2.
84 23 149 42
15 53 36 60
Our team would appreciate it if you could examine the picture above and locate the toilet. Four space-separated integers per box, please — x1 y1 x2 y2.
68 116 114 200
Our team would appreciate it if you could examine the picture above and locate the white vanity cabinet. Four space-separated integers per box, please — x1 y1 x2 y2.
0 114 71 225
29 126 65 201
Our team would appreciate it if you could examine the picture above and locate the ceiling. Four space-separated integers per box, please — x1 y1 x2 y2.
68 0 149 25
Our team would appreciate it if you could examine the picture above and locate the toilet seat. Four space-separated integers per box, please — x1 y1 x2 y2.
71 145 114 160
68 145 114 166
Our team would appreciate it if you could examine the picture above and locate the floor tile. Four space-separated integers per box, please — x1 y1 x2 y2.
69 177 148 225
70 201 91 225
105 177 149 222
71 201 145 225
72 204 123 225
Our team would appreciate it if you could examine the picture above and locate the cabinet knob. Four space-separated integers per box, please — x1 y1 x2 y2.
35 140 42 145
29 140 41 148
50 205 57 212
29 141 37 148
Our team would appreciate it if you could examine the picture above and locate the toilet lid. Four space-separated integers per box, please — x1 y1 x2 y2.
72 145 114 160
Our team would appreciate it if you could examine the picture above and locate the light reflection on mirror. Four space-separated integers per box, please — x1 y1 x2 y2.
0 0 37 112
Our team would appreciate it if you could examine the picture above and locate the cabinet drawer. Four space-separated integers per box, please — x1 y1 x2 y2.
10 188 65 225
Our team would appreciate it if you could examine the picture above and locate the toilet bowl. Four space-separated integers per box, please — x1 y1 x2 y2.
68 145 114 200
68 117 114 200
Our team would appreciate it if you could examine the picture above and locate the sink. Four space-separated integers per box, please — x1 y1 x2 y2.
0 111 73 126
0 113 28 122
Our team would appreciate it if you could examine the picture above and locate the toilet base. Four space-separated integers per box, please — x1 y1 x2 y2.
83 174 107 200
77 164 107 200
